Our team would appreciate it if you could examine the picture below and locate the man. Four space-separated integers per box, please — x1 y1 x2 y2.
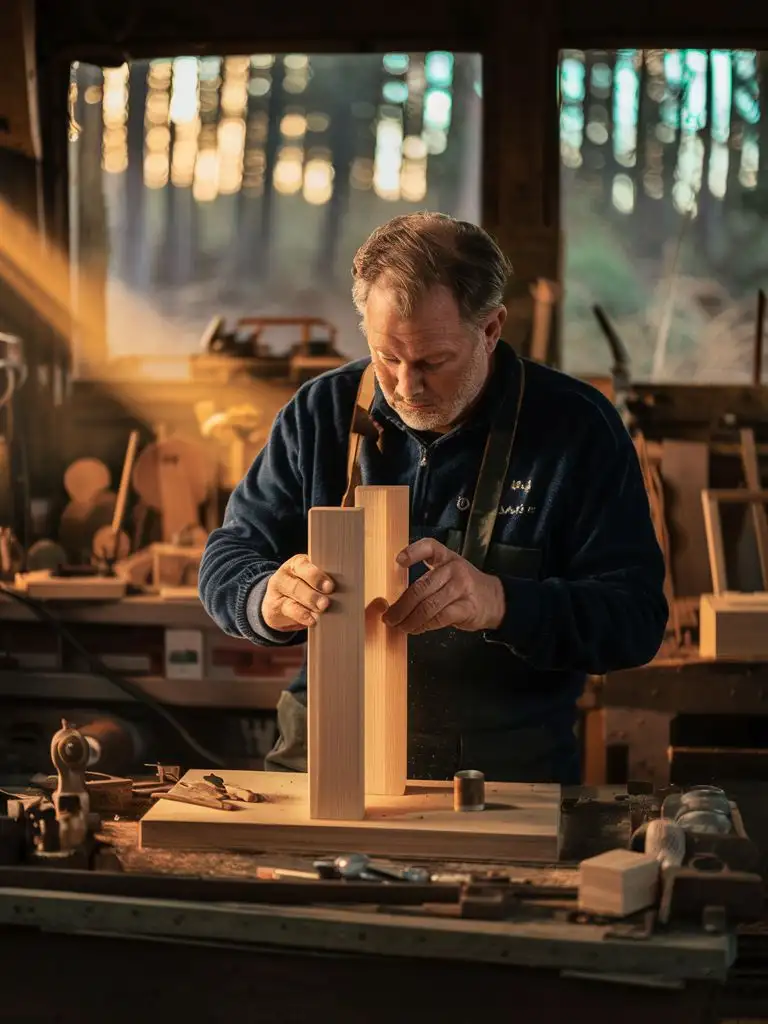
199 212 668 784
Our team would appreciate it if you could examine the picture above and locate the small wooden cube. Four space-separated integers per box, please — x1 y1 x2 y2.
578 848 660 917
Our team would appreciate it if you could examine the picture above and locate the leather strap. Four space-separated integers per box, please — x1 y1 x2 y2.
460 358 526 568
341 362 377 507
342 353 527 570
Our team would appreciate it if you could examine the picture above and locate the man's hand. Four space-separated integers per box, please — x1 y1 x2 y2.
261 554 335 632
382 538 505 635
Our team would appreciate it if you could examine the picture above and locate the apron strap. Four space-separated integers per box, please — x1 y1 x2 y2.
341 362 377 508
460 357 526 568
342 352 527 571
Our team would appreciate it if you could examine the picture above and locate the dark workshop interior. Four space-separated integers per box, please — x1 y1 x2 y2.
3 1 768 1020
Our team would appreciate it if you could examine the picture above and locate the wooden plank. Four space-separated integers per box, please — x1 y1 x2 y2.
307 507 365 821
138 770 562 863
659 440 711 596
355 486 409 797
739 427 768 589
701 491 727 596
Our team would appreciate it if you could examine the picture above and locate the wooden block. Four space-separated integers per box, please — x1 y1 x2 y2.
699 592 768 659
578 848 659 917
355 485 409 797
307 507 365 821
138 770 561 862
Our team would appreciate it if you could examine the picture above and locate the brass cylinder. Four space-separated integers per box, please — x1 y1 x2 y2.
453 770 485 812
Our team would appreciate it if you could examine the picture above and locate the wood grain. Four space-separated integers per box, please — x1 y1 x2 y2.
308 507 365 821
139 770 562 863
355 486 409 797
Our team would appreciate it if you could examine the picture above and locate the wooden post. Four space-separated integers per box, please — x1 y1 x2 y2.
356 486 409 796
307 506 365 820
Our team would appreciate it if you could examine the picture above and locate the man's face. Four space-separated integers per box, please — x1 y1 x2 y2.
364 284 506 432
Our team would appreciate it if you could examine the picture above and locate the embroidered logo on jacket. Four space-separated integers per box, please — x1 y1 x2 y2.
456 478 536 516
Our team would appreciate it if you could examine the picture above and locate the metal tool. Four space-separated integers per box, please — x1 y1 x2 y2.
454 770 485 812
315 853 430 884
50 720 90 816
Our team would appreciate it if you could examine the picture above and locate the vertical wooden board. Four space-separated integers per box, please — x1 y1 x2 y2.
739 427 768 589
307 507 365 821
701 491 727 596
356 486 409 797
660 440 711 596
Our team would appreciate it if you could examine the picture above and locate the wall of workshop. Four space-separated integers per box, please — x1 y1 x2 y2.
10 0 768 512
0 0 564 531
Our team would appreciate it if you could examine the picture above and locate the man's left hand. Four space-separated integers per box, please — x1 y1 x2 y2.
382 538 505 635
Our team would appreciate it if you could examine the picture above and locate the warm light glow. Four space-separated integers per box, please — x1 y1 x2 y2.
274 145 304 194
402 134 427 160
102 65 129 174
144 151 169 189
193 148 220 202
146 91 170 125
400 157 427 202
302 157 334 204
169 57 199 125
217 117 247 195
280 112 307 138
215 58 249 196
171 137 199 187
373 115 403 200
251 54 274 69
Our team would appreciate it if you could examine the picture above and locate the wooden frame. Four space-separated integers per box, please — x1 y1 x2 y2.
307 506 365 820
701 488 768 595
355 486 409 797
739 427 768 587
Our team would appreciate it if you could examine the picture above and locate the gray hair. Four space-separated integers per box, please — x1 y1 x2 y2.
351 212 512 329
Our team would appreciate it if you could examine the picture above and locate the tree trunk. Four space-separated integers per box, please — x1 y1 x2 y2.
122 63 148 289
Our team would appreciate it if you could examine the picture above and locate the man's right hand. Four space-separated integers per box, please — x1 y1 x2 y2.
261 554 335 632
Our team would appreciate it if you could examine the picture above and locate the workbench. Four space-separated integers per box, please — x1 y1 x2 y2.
585 654 768 790
0 784 760 1024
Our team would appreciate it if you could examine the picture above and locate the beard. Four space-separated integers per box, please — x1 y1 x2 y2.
381 342 489 432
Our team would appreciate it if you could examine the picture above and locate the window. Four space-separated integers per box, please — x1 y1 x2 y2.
561 49 768 383
68 53 482 377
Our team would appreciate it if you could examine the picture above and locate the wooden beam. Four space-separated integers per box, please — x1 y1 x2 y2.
739 428 768 589
701 490 727 596
307 506 365 821
355 486 409 797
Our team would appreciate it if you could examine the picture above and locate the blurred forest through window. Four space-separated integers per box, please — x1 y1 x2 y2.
562 48 768 383
68 53 482 375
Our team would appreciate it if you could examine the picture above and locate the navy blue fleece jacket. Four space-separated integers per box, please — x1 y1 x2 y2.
199 343 668 736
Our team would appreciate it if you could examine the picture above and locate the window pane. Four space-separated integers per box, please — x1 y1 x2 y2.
68 53 482 377
560 48 767 383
